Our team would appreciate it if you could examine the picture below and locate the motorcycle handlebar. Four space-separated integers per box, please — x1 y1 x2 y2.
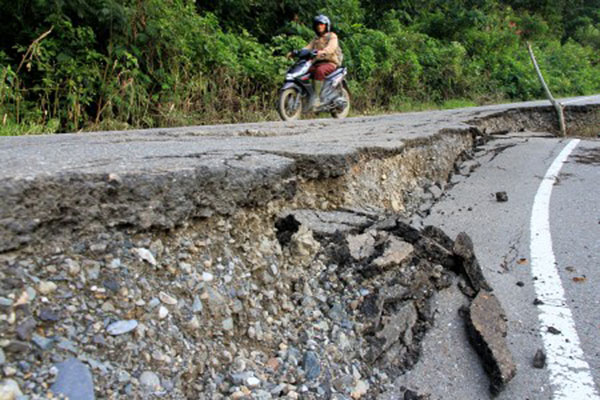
292 49 318 59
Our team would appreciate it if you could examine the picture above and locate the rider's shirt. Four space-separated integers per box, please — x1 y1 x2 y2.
305 32 342 67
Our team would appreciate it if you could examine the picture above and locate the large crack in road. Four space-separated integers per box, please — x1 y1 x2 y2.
0 99 599 399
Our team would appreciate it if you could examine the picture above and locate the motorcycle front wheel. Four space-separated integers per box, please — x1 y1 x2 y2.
278 88 302 121
330 87 350 119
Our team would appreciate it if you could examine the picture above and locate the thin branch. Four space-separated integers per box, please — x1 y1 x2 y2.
526 41 567 137
16 27 54 74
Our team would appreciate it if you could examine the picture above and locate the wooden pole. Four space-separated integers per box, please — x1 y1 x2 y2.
526 41 567 137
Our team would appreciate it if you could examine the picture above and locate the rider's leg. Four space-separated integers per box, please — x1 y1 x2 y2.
311 79 324 108
311 63 337 108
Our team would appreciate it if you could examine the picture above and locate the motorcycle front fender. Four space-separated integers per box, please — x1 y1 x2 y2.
280 81 301 92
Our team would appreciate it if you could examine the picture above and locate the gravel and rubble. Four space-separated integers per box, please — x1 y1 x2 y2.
0 192 513 399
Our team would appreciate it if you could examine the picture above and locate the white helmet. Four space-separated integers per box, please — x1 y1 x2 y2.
313 14 331 34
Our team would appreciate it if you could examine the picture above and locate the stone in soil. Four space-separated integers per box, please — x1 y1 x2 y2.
15 317 36 341
106 320 138 336
140 371 161 391
464 290 516 395
303 351 321 381
132 247 157 265
39 307 60 322
50 358 95 400
0 379 22 399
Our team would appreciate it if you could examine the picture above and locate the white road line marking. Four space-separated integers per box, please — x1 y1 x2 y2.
530 139 599 399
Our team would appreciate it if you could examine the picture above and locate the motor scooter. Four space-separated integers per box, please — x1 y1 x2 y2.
277 49 350 121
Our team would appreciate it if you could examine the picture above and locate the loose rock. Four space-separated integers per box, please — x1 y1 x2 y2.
373 237 414 269
495 191 509 202
139 371 161 391
303 351 321 381
37 281 57 295
106 320 138 336
464 291 516 395
159 291 177 305
132 248 157 266
0 379 22 399
50 358 95 400
533 349 546 369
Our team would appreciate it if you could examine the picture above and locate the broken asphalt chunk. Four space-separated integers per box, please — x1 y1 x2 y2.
464 290 516 395
372 237 414 269
453 232 492 292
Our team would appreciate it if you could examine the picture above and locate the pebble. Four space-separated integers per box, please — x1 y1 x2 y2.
109 258 121 269
64 259 81 276
133 248 157 266
16 317 36 341
159 292 177 305
37 281 57 295
231 391 246 400
90 243 108 253
39 308 60 322
139 371 161 391
202 272 214 282
351 380 369 399
303 351 321 381
50 358 95 400
102 279 120 293
192 296 203 313
148 298 160 309
106 320 138 336
0 379 22 399
0 349 4 365
246 376 261 388
222 318 234 331
117 370 131 383
158 306 169 319
86 263 101 280
32 334 55 351
0 297 12 308
14 290 30 306
495 191 509 202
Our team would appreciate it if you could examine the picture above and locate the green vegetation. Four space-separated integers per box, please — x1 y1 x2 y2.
1 0 599 134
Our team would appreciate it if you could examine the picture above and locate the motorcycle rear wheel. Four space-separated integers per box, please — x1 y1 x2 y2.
278 88 302 121
330 87 350 119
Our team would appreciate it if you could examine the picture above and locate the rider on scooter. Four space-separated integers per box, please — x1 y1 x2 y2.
302 15 343 108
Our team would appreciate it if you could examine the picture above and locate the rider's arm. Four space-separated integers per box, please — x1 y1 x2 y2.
304 38 315 50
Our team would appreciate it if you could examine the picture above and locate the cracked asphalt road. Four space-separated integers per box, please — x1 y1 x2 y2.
387 134 600 399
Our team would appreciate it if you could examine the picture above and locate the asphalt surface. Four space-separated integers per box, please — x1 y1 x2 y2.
1 96 599 179
387 134 600 399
